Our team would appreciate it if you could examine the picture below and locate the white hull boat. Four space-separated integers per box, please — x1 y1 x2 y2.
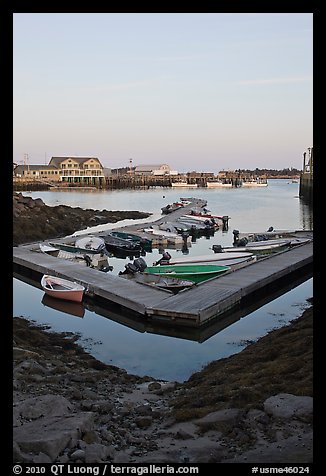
171 182 198 188
75 235 106 252
206 181 232 188
41 275 85 303
154 251 253 266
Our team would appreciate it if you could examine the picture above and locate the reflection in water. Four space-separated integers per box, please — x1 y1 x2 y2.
41 294 85 318
83 268 313 343
299 198 313 231
14 271 313 381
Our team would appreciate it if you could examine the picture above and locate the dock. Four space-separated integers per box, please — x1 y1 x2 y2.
13 197 313 328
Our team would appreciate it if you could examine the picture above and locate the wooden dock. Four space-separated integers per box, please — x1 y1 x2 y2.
13 239 313 327
13 197 313 328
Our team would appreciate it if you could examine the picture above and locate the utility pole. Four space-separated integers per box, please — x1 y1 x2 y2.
24 153 30 174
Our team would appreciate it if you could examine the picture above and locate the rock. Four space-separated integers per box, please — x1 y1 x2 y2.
32 453 52 463
194 408 243 433
70 449 86 461
13 413 94 461
84 443 114 463
264 393 313 420
13 395 74 422
148 382 162 392
135 416 152 428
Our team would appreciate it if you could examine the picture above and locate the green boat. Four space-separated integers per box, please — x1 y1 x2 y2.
144 264 230 283
110 231 152 251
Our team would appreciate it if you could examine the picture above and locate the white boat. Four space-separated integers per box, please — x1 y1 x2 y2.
153 251 253 266
39 243 60 256
179 214 220 228
143 226 191 245
216 239 292 253
233 229 313 244
241 178 268 187
75 235 106 252
41 275 85 303
206 181 232 188
171 182 198 188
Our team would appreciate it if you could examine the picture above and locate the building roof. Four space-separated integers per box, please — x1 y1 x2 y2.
49 156 103 168
14 164 58 173
135 164 170 172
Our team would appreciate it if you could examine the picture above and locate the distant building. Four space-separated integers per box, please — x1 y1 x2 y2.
14 156 105 186
134 164 173 176
48 156 105 184
13 164 61 181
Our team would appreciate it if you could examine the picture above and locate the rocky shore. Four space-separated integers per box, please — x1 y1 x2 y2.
13 192 151 246
13 193 313 464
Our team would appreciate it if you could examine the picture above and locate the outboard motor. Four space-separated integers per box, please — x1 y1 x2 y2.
235 237 248 247
222 216 229 231
153 251 172 266
133 257 147 272
233 229 240 243
123 262 138 274
83 255 92 267
119 257 147 275
212 244 223 253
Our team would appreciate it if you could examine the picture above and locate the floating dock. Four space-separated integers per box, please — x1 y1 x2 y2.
13 198 313 328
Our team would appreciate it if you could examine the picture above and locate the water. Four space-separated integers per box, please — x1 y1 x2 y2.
14 180 313 381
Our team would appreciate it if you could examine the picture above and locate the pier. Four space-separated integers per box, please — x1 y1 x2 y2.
299 147 313 204
13 198 313 328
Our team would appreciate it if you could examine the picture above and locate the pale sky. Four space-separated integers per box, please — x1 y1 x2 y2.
13 13 313 173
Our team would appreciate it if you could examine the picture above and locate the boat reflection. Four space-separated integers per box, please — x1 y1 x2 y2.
41 294 85 318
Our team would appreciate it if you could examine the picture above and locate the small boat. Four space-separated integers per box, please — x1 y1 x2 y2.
161 202 184 214
232 229 313 246
41 275 85 303
39 243 60 257
206 181 233 188
186 208 230 228
241 178 268 187
75 235 106 252
143 226 192 245
120 272 194 293
144 264 230 284
212 240 292 253
154 251 253 265
110 230 152 251
159 222 190 233
49 240 106 255
171 182 198 188
178 216 219 231
176 218 216 234
100 233 143 255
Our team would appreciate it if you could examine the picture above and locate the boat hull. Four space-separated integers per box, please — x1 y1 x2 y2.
164 251 253 266
41 275 85 303
144 264 229 283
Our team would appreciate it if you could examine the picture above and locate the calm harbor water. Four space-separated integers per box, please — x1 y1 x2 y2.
13 180 313 382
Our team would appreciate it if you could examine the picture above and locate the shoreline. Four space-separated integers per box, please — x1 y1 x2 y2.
13 305 313 464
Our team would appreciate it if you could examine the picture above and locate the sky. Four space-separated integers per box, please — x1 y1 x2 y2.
13 13 313 173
